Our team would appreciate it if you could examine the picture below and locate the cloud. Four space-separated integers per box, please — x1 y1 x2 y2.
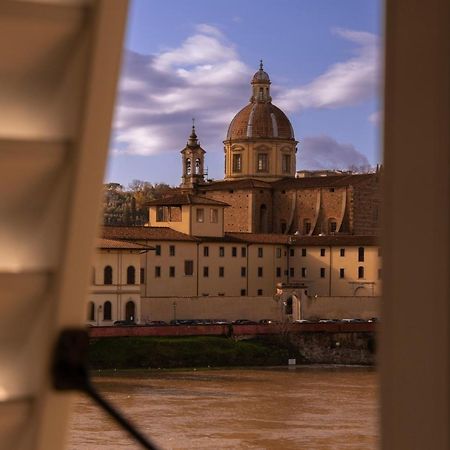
368 110 382 124
298 135 370 170
277 28 380 112
112 25 251 155
111 24 380 162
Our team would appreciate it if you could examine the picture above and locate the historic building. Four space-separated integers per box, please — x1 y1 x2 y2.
93 63 381 324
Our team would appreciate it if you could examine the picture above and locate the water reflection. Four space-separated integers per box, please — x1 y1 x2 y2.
68 367 378 449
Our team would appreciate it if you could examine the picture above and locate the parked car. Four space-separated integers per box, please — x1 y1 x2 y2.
233 319 257 325
145 320 168 326
212 319 231 325
259 319 276 324
294 319 313 324
113 320 136 326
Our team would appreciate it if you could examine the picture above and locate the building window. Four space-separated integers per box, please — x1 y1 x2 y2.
219 267 224 277
170 245 176 256
358 247 365 262
257 289 263 296
184 260 194 276
328 219 337 233
257 153 268 172
210 208 218 223
104 266 113 285
280 221 287 233
289 248 294 257
155 266 161 277
276 248 282 258
87 302 95 321
320 268 326 278
303 219 311 235
240 289 247 296
232 153 242 172
241 247 247 257
320 248 326 257
289 267 294 277
203 266 209 277
241 267 246 277
258 247 263 258
125 301 135 321
301 267 307 278
126 266 136 284
282 154 291 173
276 267 281 277
378 268 382 280
203 246 209 257
103 301 112 321
185 158 191 175
155 244 161 256
340 248 345 257
169 266 175 277
358 266 364 279
232 247 237 257
196 208 204 223
258 267 263 277
340 268 345 279
140 268 145 284
156 206 165 222
301 248 307 257
219 247 225 257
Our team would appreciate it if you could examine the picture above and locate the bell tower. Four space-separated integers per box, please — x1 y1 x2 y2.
181 120 206 188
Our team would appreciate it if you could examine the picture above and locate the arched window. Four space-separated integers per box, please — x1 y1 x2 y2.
103 301 112 321
87 302 95 321
127 265 136 284
328 218 337 234
104 266 113 285
186 158 191 175
195 158 201 175
358 266 365 279
125 301 135 322
358 247 365 262
259 204 268 233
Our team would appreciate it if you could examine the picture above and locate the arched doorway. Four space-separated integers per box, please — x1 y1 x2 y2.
354 286 369 297
125 301 135 321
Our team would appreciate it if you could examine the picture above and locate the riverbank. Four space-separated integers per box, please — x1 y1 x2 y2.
88 334 375 369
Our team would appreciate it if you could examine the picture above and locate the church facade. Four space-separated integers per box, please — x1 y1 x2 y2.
92 64 381 324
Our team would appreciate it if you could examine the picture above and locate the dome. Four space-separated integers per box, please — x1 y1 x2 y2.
226 102 295 140
251 68 270 83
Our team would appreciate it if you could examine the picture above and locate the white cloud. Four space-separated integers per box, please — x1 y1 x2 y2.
277 28 380 112
299 135 370 170
112 24 380 164
368 111 382 124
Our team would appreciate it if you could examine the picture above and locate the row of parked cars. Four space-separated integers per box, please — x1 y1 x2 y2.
112 318 378 327
112 319 278 327
294 318 378 324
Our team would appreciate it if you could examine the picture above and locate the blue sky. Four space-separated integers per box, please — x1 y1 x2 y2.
107 0 382 186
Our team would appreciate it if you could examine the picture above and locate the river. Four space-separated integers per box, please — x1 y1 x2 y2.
68 366 378 450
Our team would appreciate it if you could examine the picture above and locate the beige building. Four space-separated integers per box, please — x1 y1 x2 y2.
87 239 150 325
90 63 381 324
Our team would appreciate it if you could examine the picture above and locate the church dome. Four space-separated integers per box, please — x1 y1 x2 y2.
226 102 295 140
226 61 295 141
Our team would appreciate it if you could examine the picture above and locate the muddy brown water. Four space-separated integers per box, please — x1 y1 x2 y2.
68 366 378 450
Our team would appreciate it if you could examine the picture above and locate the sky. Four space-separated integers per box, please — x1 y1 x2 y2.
106 0 382 187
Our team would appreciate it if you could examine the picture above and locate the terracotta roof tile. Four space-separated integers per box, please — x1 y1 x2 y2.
97 238 152 250
102 226 199 242
146 193 229 206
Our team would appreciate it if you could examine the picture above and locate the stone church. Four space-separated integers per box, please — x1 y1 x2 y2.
179 62 380 236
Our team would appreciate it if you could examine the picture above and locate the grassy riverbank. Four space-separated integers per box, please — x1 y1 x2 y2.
88 336 298 369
